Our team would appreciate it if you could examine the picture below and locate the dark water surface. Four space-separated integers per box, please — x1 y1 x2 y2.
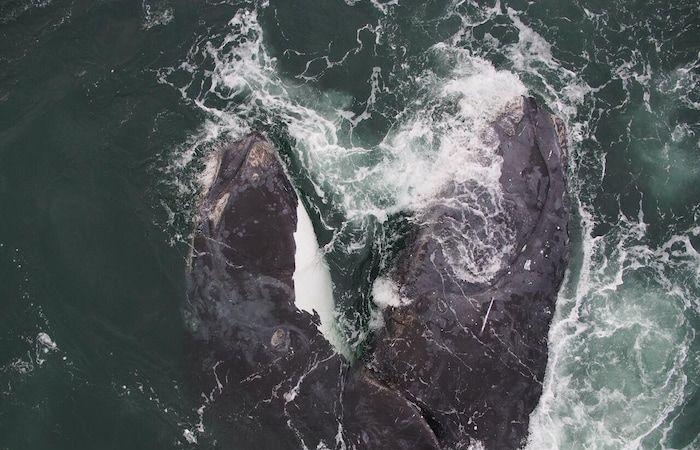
1 1 698 449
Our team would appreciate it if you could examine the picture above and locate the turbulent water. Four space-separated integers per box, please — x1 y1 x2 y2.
1 0 698 449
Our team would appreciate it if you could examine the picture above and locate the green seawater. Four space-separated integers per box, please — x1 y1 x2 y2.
0 0 698 449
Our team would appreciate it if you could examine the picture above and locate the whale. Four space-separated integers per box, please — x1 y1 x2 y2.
184 95 569 449
184 133 440 449
367 97 570 449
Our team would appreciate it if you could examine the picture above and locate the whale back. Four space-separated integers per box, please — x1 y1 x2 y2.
184 133 441 450
368 97 570 449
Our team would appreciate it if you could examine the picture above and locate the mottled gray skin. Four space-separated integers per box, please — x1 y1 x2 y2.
185 133 439 450
368 97 570 449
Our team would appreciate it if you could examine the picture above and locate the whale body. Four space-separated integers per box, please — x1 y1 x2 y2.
368 97 569 449
184 133 439 449
184 96 569 449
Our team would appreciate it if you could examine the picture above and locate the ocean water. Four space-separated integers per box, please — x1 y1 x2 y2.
0 0 698 449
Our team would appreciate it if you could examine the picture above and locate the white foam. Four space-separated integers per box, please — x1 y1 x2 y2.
182 428 197 444
371 276 410 308
36 332 57 351
504 7 592 121
142 0 173 30
526 205 698 449
293 200 349 357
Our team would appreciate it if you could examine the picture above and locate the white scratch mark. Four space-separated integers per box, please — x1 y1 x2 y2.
480 298 495 335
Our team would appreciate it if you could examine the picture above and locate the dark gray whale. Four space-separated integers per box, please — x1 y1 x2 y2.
367 97 569 449
184 96 569 449
184 133 439 449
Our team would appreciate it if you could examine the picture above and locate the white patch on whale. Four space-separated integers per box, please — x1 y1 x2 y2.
293 200 350 357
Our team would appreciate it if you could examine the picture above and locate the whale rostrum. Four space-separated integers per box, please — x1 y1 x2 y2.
184 96 570 449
